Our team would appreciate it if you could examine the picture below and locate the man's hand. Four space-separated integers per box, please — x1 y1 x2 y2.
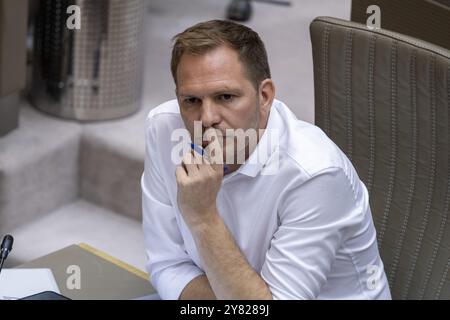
175 150 223 228
175 146 272 300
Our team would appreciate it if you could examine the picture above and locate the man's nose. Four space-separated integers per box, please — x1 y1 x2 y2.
200 100 221 128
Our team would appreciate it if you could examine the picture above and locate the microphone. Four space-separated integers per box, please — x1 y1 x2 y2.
0 234 14 274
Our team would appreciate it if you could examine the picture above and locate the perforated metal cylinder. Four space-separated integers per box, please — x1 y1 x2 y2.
30 0 145 120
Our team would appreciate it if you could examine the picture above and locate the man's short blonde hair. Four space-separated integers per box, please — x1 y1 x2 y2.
171 19 271 90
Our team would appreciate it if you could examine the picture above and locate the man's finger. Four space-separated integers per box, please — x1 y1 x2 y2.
182 152 198 175
191 149 204 167
204 146 224 174
175 165 187 182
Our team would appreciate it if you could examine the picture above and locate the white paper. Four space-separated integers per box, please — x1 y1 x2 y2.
0 268 60 300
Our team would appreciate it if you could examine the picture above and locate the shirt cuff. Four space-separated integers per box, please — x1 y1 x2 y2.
154 263 205 300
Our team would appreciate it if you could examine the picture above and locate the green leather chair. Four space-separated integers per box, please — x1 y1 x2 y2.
310 16 450 299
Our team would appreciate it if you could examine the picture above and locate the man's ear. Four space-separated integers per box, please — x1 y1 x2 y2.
258 78 275 114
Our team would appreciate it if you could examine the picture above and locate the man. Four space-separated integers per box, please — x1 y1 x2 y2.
141 19 391 300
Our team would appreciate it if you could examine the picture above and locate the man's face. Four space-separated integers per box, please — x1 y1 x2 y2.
176 45 264 162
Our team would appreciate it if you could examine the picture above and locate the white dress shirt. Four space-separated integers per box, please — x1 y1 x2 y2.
141 98 391 300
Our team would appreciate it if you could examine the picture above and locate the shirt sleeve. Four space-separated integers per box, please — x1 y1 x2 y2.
141 116 204 300
260 167 364 299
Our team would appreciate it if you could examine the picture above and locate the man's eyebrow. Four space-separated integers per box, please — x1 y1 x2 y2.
213 89 243 95
178 89 244 98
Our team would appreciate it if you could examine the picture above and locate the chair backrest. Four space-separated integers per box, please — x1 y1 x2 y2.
351 0 450 51
310 16 450 299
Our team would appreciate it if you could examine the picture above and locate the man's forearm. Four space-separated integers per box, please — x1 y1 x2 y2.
180 275 216 300
189 209 272 300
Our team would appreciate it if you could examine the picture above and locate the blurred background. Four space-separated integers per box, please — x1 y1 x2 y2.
0 0 351 271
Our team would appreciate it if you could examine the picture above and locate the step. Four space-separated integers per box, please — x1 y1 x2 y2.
0 97 159 235
0 101 82 235
79 102 152 220
5 199 147 272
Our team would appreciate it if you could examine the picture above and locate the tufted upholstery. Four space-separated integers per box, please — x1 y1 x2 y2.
310 16 450 299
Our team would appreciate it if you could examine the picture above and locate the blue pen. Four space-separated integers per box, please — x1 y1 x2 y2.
190 143 204 156
191 143 228 174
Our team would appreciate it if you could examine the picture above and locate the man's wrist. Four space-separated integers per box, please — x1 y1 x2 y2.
188 206 220 234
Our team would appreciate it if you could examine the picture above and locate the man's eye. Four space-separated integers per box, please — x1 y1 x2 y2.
185 98 199 104
220 94 233 101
